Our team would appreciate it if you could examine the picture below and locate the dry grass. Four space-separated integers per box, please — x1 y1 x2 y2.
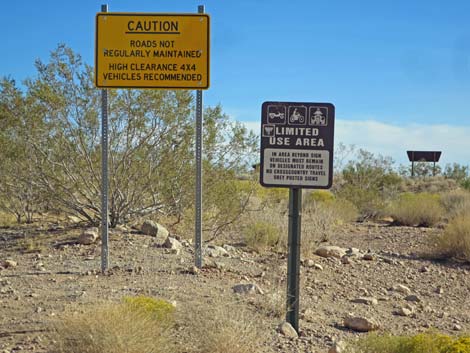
433 212 470 262
0 211 17 227
440 189 470 218
176 302 263 353
387 193 444 227
52 302 174 353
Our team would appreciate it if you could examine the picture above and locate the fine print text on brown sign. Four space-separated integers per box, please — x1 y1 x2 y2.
95 13 210 89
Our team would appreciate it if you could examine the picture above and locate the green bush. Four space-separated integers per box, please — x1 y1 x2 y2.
387 192 444 227
123 296 175 326
346 332 470 353
244 220 280 252
433 212 470 261
307 190 335 203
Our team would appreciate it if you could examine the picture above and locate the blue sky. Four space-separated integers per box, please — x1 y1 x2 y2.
2 0 470 166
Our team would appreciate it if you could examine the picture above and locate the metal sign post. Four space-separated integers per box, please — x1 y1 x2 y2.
100 4 109 273
194 5 204 269
287 188 302 332
95 5 210 272
259 101 335 333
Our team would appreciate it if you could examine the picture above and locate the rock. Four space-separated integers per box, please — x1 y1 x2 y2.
329 340 347 353
303 259 315 267
453 324 462 331
1 260 17 269
419 266 430 273
141 220 169 244
395 307 413 316
163 237 182 251
341 257 352 264
362 253 376 261
391 284 411 295
405 294 421 302
78 228 99 245
351 297 378 306
278 321 298 338
315 246 346 259
206 245 229 258
344 316 379 332
223 244 237 252
435 286 444 294
189 266 200 275
232 283 264 295
346 248 363 257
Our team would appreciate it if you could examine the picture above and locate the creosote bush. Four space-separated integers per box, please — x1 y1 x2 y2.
387 192 443 227
345 331 470 353
433 212 470 262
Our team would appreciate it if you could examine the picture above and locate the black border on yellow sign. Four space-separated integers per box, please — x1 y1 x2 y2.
95 12 210 89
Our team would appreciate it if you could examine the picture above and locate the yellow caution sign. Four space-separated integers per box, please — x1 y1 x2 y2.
95 13 210 89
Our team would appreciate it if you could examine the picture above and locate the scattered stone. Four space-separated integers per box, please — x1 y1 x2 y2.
278 321 298 338
453 324 462 331
405 294 421 302
189 266 200 275
395 307 413 317
205 245 229 258
329 340 347 353
78 228 99 245
232 283 264 295
351 297 378 306
344 315 379 332
315 245 346 259
1 260 17 269
435 286 444 294
419 266 430 273
362 253 376 261
223 244 237 252
141 220 169 244
391 284 412 295
163 237 182 251
346 248 363 257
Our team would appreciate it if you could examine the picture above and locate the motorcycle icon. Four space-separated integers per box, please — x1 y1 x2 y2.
289 108 305 123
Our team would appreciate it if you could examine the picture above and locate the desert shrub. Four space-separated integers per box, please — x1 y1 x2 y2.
336 149 402 219
433 212 470 261
304 191 358 224
440 189 470 218
244 220 281 252
0 211 17 227
254 185 289 204
52 301 174 353
177 303 262 353
345 332 470 353
122 296 175 327
307 190 335 203
387 192 443 227
401 176 459 194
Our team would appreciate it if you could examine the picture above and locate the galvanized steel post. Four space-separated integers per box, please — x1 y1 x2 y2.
194 4 205 269
100 3 109 273
286 188 302 332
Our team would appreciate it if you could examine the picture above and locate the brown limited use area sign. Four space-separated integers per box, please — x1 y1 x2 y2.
260 101 335 189
95 13 210 89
